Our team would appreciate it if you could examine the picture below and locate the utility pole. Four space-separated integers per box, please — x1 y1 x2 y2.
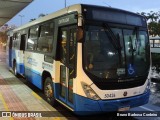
19 15 24 26
65 0 66 8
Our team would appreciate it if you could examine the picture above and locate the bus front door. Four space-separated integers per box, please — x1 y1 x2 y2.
59 26 77 108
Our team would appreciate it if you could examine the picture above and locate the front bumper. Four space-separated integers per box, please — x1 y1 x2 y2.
74 90 150 115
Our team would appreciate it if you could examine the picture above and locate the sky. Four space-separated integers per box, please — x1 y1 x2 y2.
7 0 160 27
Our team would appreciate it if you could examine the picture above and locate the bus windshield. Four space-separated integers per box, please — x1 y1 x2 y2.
83 24 150 79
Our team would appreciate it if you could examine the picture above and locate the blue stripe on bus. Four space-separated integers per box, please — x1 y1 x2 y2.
54 83 150 115
9 49 12 67
74 90 150 115
16 63 25 74
25 67 42 89
54 83 75 109
11 49 16 68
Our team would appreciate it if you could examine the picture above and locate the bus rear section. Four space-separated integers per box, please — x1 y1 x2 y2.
6 31 26 76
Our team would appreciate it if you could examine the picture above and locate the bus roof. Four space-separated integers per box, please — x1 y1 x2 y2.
13 4 144 32
13 4 82 32
82 4 143 17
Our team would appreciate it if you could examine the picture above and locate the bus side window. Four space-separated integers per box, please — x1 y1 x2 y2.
27 26 38 50
38 22 54 52
13 33 20 49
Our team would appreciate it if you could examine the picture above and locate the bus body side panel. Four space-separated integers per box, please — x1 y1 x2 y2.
9 49 12 68
25 67 42 89
24 52 43 89
12 49 25 74
6 43 11 68
6 37 13 68
24 51 54 90
16 50 25 74
11 49 16 68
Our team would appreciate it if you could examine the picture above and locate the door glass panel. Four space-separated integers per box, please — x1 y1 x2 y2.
59 27 77 105
68 30 76 103
60 30 67 64
59 28 68 99
60 65 66 98
20 34 26 51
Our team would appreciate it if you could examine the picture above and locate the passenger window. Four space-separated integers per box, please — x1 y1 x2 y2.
27 26 39 50
37 22 54 52
13 32 20 49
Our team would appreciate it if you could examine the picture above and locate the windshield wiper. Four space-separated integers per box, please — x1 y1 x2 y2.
129 36 135 65
103 23 122 50
103 23 122 65
129 27 139 64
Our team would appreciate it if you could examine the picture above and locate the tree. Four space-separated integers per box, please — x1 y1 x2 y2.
0 31 7 43
0 24 17 44
147 11 159 22
29 18 36 22
38 13 46 18
148 22 159 36
29 13 47 22
138 11 160 36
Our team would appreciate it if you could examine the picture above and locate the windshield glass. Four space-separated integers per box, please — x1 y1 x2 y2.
83 25 150 79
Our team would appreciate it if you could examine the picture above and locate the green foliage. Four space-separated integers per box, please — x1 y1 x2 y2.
148 22 160 36
151 53 160 67
30 13 47 22
0 31 7 44
138 11 160 36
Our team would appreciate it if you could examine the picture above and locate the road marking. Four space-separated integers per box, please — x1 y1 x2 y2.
139 106 154 111
32 92 42 100
0 93 9 111
54 117 61 120
0 93 14 120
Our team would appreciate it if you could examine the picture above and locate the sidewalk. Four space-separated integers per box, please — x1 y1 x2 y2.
0 50 69 120
0 48 6 63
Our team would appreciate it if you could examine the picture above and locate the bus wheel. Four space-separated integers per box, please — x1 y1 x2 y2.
44 77 57 106
13 62 17 76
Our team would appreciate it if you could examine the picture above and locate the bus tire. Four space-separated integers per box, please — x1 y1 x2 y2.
13 61 17 76
44 77 57 106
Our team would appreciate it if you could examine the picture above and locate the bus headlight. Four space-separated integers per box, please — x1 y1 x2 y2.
81 82 100 100
144 79 150 93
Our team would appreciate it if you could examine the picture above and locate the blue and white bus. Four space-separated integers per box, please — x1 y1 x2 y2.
6 4 150 114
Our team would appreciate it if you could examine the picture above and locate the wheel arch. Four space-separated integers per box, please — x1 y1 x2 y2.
42 70 52 90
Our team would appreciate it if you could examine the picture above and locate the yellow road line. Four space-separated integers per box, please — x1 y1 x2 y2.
56 99 73 111
32 92 42 100
54 117 61 120
0 93 9 111
0 93 14 120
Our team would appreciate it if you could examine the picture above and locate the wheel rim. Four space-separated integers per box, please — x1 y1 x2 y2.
45 82 53 102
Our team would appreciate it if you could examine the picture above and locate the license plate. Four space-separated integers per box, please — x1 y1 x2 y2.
118 106 130 111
